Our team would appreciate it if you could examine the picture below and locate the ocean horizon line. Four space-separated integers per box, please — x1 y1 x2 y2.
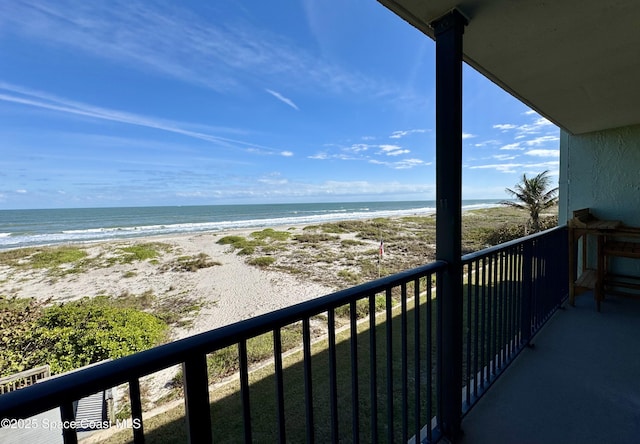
0 199 504 250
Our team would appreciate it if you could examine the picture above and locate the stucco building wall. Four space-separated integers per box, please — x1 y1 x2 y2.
560 123 640 276
560 123 640 226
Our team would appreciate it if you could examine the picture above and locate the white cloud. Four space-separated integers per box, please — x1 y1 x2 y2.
0 1 390 97
0 82 289 155
524 135 559 146
347 143 371 153
16 189 27 194
500 143 523 151
265 89 299 111
525 149 558 157
493 154 516 161
462 133 476 139
389 129 427 139
493 124 517 131
370 158 430 169
375 144 409 156
473 139 501 148
280 151 294 157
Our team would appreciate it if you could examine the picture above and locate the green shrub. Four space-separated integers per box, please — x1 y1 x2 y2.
0 296 168 376
483 215 558 246
32 297 168 374
162 253 221 272
0 296 48 375
30 247 88 268
249 256 276 267
293 233 339 243
250 228 291 241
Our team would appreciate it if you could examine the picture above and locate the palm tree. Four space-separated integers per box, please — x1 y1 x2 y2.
501 170 558 232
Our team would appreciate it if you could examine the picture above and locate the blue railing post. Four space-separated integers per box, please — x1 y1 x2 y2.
431 8 468 442
521 241 533 346
182 355 212 444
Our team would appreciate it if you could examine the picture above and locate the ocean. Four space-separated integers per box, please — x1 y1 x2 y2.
0 200 500 250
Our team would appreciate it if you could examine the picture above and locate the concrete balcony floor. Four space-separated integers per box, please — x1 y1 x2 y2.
460 292 640 444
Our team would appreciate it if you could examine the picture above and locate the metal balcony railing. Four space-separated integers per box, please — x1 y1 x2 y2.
0 227 568 444
461 226 568 413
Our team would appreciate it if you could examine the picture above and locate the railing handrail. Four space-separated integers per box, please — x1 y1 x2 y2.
0 260 447 420
462 225 567 263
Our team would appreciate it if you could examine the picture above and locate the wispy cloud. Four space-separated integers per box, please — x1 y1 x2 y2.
525 149 559 157
0 82 289 155
0 0 389 97
265 89 299 110
389 129 427 139
369 158 430 169
378 144 410 156
493 124 517 131
469 161 559 174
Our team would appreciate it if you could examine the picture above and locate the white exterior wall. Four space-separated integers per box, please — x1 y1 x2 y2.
561 124 640 276
561 124 640 225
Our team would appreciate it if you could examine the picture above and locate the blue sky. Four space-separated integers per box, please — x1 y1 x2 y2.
0 0 559 210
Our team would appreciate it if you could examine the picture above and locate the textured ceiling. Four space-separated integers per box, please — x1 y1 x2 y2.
378 0 640 135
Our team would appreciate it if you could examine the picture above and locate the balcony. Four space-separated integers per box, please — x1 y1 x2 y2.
460 288 640 444
1 227 570 443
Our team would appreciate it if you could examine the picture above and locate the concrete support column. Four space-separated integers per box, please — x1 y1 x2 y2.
431 9 467 442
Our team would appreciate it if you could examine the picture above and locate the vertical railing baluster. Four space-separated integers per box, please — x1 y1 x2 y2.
60 401 77 444
480 256 487 389
521 240 533 346
239 339 252 443
273 328 286 444
413 277 421 443
473 258 480 398
495 252 502 371
302 317 314 444
486 256 494 378
426 274 434 442
369 293 379 442
350 300 360 444
498 251 505 369
507 247 513 356
328 309 339 442
128 378 145 444
183 354 212 444
465 262 472 407
401 283 408 443
434 271 442 434
385 287 394 444
492 254 499 376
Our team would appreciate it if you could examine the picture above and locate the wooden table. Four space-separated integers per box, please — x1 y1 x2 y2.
568 217 622 310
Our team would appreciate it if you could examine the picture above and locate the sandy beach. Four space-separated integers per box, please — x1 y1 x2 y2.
0 226 336 341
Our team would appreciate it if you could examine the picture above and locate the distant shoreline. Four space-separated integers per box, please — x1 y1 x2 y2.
0 200 502 250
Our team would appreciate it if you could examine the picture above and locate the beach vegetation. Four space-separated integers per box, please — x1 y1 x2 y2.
123 270 137 278
0 246 89 275
293 233 339 243
161 253 221 272
0 289 205 377
0 295 167 376
217 235 263 255
501 170 559 233
483 215 559 246
340 239 366 247
113 243 171 264
337 269 361 285
248 256 276 267
250 228 291 241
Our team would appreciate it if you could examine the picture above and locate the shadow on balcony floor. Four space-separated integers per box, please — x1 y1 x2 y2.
460 292 640 444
